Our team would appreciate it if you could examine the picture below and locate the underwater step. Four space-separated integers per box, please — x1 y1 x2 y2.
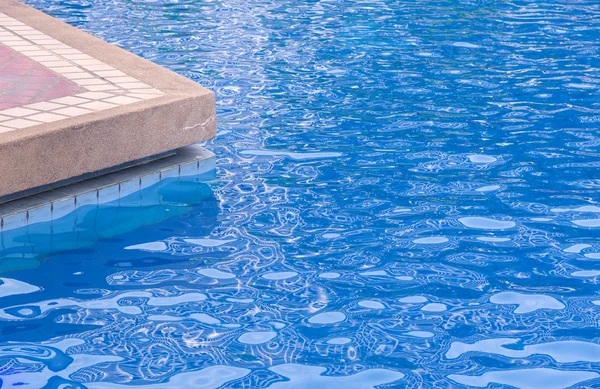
0 145 216 236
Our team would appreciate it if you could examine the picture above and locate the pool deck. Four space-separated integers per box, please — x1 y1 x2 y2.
0 0 216 202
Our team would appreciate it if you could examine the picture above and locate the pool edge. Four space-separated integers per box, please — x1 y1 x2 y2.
0 0 216 199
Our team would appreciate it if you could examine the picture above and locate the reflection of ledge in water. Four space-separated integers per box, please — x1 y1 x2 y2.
0 146 218 273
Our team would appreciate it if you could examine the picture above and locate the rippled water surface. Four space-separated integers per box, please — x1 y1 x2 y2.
3 0 600 387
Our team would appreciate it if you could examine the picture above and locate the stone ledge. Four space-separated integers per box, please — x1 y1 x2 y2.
0 0 216 199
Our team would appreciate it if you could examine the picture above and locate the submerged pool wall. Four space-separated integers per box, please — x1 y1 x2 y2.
0 146 217 273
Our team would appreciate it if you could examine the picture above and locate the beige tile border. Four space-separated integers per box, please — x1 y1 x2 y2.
0 12 165 131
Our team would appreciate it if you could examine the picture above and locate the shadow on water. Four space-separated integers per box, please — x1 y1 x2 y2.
0 171 219 343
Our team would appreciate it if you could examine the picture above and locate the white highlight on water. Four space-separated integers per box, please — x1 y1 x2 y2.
184 238 236 247
563 244 591 253
490 292 564 313
359 270 388 276
448 368 598 389
413 237 449 244
327 337 352 345
319 272 341 279
198 268 236 279
239 149 342 160
467 155 497 163
262 271 298 280
308 311 346 324
572 219 600 227
406 331 434 338
421 303 447 312
453 42 480 48
459 217 516 230
267 364 404 388
399 296 428 303
571 270 600 277
0 278 40 299
87 366 251 389
551 205 600 213
475 185 500 192
446 338 600 362
477 237 510 242
124 241 167 251
358 300 385 309
238 331 277 345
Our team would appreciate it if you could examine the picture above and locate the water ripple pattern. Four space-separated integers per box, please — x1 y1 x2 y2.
2 0 600 387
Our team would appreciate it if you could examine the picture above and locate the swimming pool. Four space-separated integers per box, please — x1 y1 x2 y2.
2 0 600 387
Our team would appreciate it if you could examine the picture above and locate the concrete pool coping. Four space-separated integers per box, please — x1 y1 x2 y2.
0 0 216 201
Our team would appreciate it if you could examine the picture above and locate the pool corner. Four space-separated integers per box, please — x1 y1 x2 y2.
0 0 216 202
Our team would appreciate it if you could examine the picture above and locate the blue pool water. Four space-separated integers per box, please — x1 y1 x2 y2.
2 0 600 387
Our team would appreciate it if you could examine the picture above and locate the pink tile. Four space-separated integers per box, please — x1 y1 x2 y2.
0 44 84 108
1 68 30 76
5 89 41 97
27 77 61 84
3 89 34 97
0 103 17 110
18 82 53 89
3 61 35 69
0 96 32 104
31 69 57 77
